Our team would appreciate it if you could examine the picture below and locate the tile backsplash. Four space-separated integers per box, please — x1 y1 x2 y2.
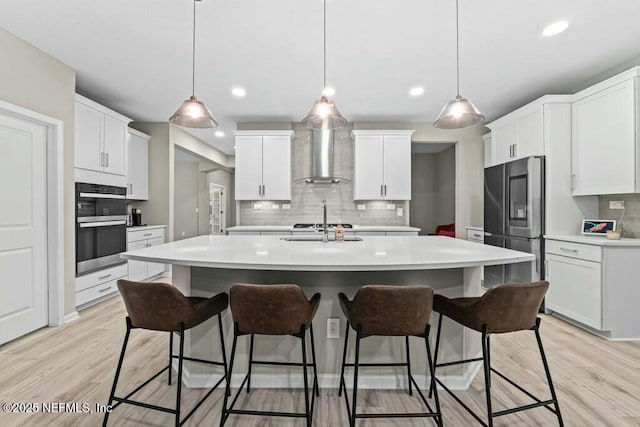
599 195 640 237
238 123 409 226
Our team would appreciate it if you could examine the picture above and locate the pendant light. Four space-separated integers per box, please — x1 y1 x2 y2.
302 0 347 130
433 0 484 129
169 0 218 128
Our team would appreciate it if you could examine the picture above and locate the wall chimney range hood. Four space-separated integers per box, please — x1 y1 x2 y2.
299 129 349 184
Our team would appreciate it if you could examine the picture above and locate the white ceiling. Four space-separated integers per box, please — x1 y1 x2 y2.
2 0 640 154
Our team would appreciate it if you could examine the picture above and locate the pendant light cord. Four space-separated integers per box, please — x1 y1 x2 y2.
456 0 460 96
192 0 196 97
323 0 327 90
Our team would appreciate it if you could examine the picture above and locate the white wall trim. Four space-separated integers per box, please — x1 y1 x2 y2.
0 99 66 327
64 311 80 324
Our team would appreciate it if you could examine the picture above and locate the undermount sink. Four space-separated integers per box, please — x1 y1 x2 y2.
282 235 363 242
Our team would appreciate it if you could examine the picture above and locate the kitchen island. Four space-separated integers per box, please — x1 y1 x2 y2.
121 235 534 391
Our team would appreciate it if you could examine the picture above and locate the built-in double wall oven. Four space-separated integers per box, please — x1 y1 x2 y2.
75 182 127 276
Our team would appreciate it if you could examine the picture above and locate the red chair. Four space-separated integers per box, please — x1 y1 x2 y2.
434 223 455 238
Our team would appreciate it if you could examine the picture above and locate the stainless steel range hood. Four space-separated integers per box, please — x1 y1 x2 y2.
300 129 349 183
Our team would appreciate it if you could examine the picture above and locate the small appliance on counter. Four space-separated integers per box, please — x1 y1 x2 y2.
131 208 145 227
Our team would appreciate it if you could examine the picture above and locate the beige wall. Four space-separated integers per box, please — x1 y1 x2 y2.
0 27 77 315
174 161 200 240
435 146 456 227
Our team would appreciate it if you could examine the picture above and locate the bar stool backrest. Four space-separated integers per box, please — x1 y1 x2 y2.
117 279 194 331
229 284 320 336
350 285 434 337
473 281 549 333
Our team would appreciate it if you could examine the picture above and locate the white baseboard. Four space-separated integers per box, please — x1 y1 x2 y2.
171 360 482 391
64 311 80 324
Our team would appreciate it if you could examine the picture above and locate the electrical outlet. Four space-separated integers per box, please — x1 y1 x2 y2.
181 231 186 237
396 207 403 216
195 207 199 214
327 318 340 339
610 201 625 210
387 204 396 210
357 204 366 210
282 204 291 210
271 204 280 209
253 203 262 210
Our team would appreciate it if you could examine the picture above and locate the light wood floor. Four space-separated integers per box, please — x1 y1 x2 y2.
1 296 640 426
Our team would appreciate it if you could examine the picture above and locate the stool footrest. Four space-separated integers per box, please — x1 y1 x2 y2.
343 362 408 367
250 360 316 368
112 397 176 414
355 412 440 419
493 400 557 417
170 355 226 367
225 409 307 418
435 357 483 368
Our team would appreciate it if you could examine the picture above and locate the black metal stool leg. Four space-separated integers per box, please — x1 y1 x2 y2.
219 325 239 427
168 331 173 385
429 313 443 399
309 323 320 397
425 327 443 427
481 326 493 427
301 328 312 427
246 334 254 393
535 321 564 426
405 335 413 396
350 326 362 427
175 324 185 427
338 321 350 397
103 318 132 427
217 313 231 397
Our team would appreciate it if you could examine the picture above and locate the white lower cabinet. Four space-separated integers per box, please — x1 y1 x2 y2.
75 263 128 309
127 227 166 281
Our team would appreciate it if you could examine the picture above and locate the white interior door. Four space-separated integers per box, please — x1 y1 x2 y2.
0 113 48 345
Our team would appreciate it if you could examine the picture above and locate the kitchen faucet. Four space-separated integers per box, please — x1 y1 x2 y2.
321 199 329 242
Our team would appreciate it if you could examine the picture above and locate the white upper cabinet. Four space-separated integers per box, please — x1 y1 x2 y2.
234 131 294 200
483 133 492 168
126 129 149 200
351 130 414 200
74 94 131 177
571 69 640 195
487 103 544 166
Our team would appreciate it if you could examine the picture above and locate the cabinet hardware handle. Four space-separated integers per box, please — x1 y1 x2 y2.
384 185 387 196
571 174 576 190
545 259 549 277
104 153 109 167
559 247 578 253
262 185 265 196
100 152 105 167
513 144 517 158
143 233 152 237
380 185 384 196
98 286 112 293
473 233 482 238
258 185 262 196
98 274 111 280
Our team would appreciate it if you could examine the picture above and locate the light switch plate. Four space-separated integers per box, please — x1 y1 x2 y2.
327 318 340 339
397 207 403 216
610 201 625 210
387 204 396 210
357 204 366 210
282 204 291 210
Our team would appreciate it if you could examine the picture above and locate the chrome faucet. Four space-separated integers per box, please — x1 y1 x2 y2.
321 199 329 243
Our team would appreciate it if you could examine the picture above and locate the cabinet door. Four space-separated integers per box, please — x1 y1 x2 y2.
75 101 103 172
127 133 149 200
545 253 602 329
234 136 263 200
261 136 291 200
382 135 411 200
483 133 493 168
146 237 166 278
353 135 384 200
572 79 636 195
103 115 128 176
491 121 517 165
127 240 148 281
515 108 544 159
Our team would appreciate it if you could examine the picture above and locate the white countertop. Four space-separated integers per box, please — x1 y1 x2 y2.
121 235 534 271
127 225 167 231
227 225 421 232
545 234 640 247
466 226 484 231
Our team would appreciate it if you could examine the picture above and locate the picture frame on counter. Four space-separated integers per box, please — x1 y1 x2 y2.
581 219 616 235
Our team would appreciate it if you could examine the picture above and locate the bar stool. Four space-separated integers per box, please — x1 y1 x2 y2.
220 284 321 427
338 285 443 427
103 280 229 427
429 281 564 427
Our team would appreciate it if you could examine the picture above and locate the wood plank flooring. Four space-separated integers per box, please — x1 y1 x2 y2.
1 296 640 426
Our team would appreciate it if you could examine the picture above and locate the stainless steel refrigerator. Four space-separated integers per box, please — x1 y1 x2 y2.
484 156 545 287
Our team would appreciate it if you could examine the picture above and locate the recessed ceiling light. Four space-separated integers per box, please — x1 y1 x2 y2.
409 87 425 96
322 87 335 96
231 87 246 97
542 21 569 37
215 130 225 137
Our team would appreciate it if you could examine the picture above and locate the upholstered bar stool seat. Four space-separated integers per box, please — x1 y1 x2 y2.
220 284 321 427
103 280 229 427
430 281 564 427
338 285 443 427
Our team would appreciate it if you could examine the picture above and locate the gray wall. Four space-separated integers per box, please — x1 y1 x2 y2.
410 147 456 235
174 161 200 240
238 123 409 226
0 27 77 316
599 195 640 238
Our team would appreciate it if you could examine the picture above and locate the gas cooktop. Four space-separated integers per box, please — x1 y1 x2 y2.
293 223 353 229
